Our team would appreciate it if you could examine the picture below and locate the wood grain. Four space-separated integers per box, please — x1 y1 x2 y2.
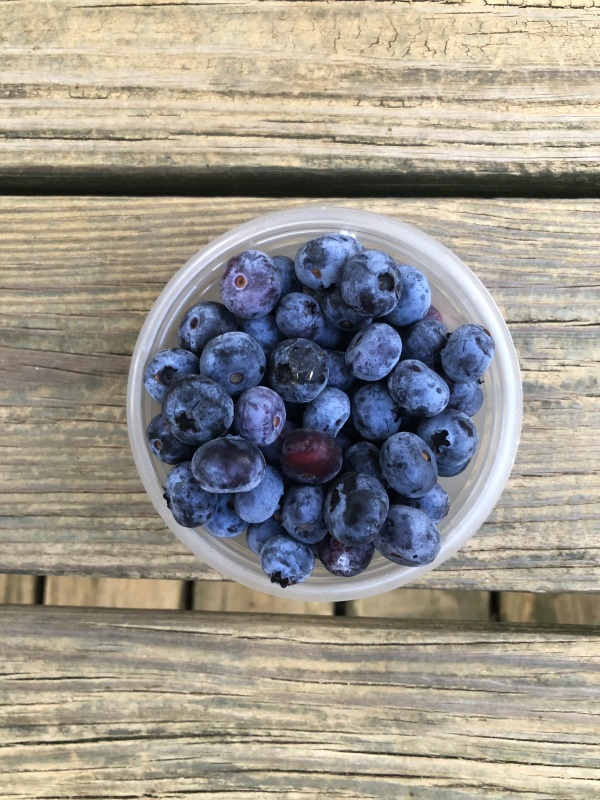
44 576 187 609
1 196 598 590
1 606 599 798
348 589 491 621
500 592 600 625
1 1 600 192
193 580 334 615
0 574 37 605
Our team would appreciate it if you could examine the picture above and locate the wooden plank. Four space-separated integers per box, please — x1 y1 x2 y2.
1 606 600 799
193 580 334 615
44 576 186 609
0 196 599 591
0 574 37 605
1 2 600 192
500 592 600 625
348 589 491 620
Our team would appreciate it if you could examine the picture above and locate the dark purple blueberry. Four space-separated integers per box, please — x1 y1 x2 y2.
345 323 402 381
204 493 247 538
379 432 438 498
388 359 450 418
220 249 282 320
143 348 199 404
163 462 217 528
191 435 266 493
275 292 325 341
417 409 479 469
334 430 355 454
237 314 284 357
234 465 285 524
351 382 402 442
318 533 375 577
445 378 484 417
260 534 315 587
162 376 234 445
374 506 441 566
343 441 384 482
281 484 327 544
437 457 471 477
272 254 303 295
398 482 450 525
258 420 297 464
340 249 403 317
324 472 389 546
302 387 351 438
146 413 196 465
246 516 286 556
268 338 328 403
401 319 449 370
440 323 495 382
324 350 356 391
321 287 372 332
280 428 343 485
233 386 286 447
294 234 364 291
199 331 266 396
315 319 347 350
383 266 431 327
424 305 443 323
177 302 237 356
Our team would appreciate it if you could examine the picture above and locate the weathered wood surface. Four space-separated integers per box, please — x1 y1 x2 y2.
1 1 600 193
500 592 600 625
348 588 491 620
44 576 187 609
193 581 334 615
1 196 599 590
0 606 599 799
0 574 37 605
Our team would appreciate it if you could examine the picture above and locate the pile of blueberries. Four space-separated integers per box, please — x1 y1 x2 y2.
143 234 494 588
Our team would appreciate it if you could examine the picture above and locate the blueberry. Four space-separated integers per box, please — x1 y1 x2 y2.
302 387 351 438
374 506 441 566
275 292 325 341
315 318 347 350
234 465 285 524
237 314 283 357
146 413 196 465
191 435 266 493
246 515 286 555
398 482 450 524
440 323 494 382
345 322 403 381
416 409 479 469
401 319 449 370
379 432 438 498
321 287 372 332
233 386 286 447
204 493 247 538
272 254 303 295
324 350 356 391
280 428 343 485
437 457 471 477
334 430 355 454
268 338 328 403
324 472 389 546
281 484 327 544
220 249 282 319
343 442 384 482
163 462 217 528
445 378 484 417
260 534 315 587
143 348 199 404
177 302 237 356
387 359 450 417
340 250 403 317
283 400 305 425
424 305 443 323
351 382 402 441
259 419 297 464
318 533 375 577
294 234 364 291
383 266 431 327
200 331 266 396
162 376 234 445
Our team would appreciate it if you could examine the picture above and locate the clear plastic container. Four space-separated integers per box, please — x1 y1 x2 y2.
127 206 522 601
